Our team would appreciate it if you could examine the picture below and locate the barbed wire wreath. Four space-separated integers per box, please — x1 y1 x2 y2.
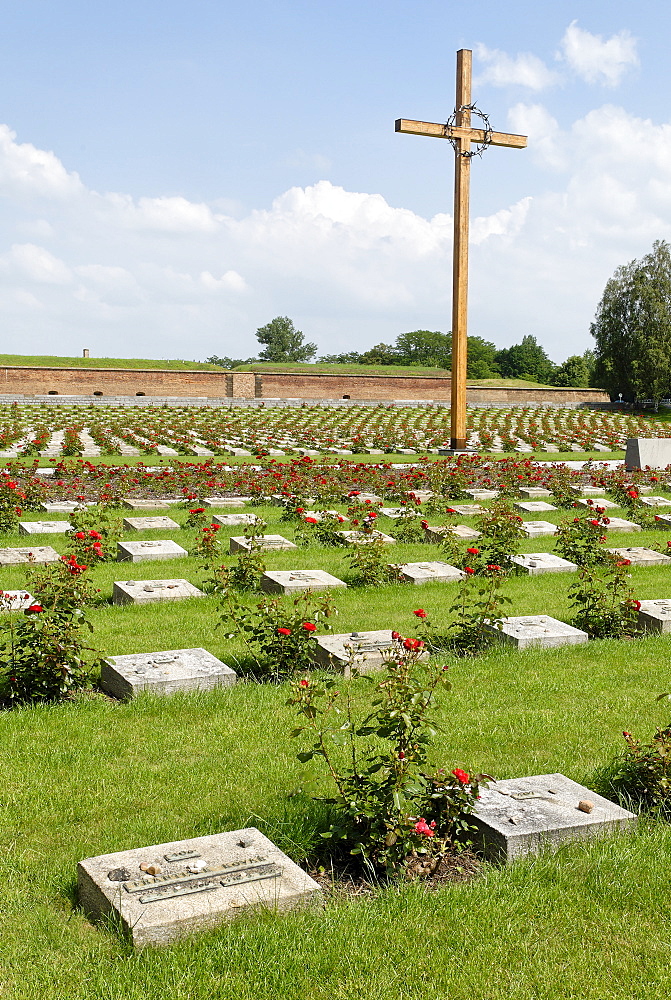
444 104 493 158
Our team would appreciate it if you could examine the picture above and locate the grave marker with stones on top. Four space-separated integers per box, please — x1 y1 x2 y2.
112 579 205 606
636 599 671 633
0 546 60 565
116 540 188 563
336 530 396 546
509 553 578 576
424 523 481 542
77 828 321 947
229 534 297 554
470 773 636 863
396 561 465 584
19 521 72 535
314 630 427 677
520 521 558 538
211 514 260 527
514 501 557 513
101 647 237 699
260 569 347 595
608 546 671 567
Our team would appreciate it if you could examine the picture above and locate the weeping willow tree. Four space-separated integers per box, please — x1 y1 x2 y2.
592 240 671 407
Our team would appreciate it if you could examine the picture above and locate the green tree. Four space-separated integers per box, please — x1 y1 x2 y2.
255 316 317 362
591 240 671 405
495 335 556 383
206 355 248 369
551 354 590 387
393 330 451 368
466 336 500 378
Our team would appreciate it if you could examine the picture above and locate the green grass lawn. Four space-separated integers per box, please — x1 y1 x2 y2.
2 501 671 998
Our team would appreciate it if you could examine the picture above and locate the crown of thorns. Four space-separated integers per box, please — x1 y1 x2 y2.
444 104 493 158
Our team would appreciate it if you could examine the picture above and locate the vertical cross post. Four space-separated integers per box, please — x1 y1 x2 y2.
451 48 472 451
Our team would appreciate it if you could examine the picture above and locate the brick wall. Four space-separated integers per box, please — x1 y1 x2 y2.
260 371 452 401
0 366 229 397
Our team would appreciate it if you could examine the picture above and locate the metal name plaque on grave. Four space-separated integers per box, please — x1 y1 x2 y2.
123 856 282 904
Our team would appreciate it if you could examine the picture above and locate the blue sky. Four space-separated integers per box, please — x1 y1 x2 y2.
0 1 669 362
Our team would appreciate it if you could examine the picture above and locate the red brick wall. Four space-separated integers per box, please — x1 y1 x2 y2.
260 371 452 400
0 366 229 397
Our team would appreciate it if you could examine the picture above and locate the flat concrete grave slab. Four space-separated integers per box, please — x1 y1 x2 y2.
519 488 552 499
117 540 188 563
123 500 172 510
397 561 465 584
379 507 420 518
0 546 59 565
0 590 36 611
346 492 381 503
576 498 619 509
571 485 606 496
470 773 636 863
19 521 71 535
509 553 577 575
302 510 347 522
211 514 259 527
261 569 347 595
625 438 671 470
123 516 180 532
484 614 588 649
77 828 321 947
608 546 671 567
112 579 205 606
336 530 395 545
521 520 558 538
201 497 251 507
101 647 237 699
229 534 297 553
40 501 94 513
514 501 557 513
639 496 671 507
315 630 426 676
602 518 642 533
424 524 481 542
446 504 484 516
636 599 671 632
464 489 499 500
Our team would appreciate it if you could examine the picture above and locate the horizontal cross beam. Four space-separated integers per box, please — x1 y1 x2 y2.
395 118 527 150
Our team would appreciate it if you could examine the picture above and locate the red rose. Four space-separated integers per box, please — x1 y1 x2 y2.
277 627 291 636
413 609 427 619
301 622 317 632
464 566 475 575
88 530 102 539
299 678 310 688
74 531 86 540
25 603 43 614
403 637 423 650
391 631 401 640
452 768 470 784
304 517 318 524
467 547 480 555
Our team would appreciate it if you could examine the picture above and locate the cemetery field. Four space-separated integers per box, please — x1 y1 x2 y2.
2 478 671 1000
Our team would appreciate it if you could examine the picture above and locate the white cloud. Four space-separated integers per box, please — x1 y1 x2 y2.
0 125 83 199
1 107 671 362
475 43 559 90
557 21 638 87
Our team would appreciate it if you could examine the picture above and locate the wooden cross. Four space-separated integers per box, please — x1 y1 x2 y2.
396 49 527 451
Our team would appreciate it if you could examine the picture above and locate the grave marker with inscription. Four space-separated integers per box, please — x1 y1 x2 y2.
470 773 636 863
396 561 465 584
112 579 205 606
122 516 180 532
19 521 71 535
229 535 297 553
484 614 588 649
607 547 671 567
0 546 59 565
509 553 577 576
101 647 236 698
211 514 260 527
116 540 188 563
520 521 558 538
314 630 427 676
261 570 347 595
77 828 321 947
336 530 396 546
636 598 671 633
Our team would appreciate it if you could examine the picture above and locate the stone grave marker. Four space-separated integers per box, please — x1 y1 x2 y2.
19 521 71 535
639 496 671 507
335 530 396 545
211 514 259 527
601 518 641 533
40 501 94 513
379 507 420 518
77 828 321 947
576 498 619 509
625 438 671 470
464 489 499 500
518 488 552 499
470 773 636 863
0 546 59 565
345 492 381 503
570 486 604 496
101 647 237 698
314 630 426 676
201 497 250 508
607 546 671 567
424 524 480 542
0 590 36 612
446 504 484 516
484 614 588 649
117 540 188 563
261 570 347 595
520 521 558 538
636 598 671 632
229 534 297 553
514 501 557 513
123 516 180 532
112 579 205 606
123 500 172 510
396 561 465 584
509 553 577 575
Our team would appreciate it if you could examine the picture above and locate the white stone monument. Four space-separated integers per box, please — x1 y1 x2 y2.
101 648 236 698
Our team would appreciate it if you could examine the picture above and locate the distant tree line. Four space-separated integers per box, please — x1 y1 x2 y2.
207 316 596 388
